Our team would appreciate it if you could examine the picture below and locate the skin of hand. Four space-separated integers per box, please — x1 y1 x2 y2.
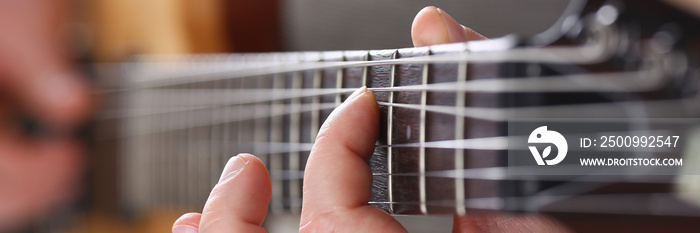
0 0 92 231
173 6 572 233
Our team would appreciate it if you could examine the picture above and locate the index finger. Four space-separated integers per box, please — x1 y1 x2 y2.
300 87 406 232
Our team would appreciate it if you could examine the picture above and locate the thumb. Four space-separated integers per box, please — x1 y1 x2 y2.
197 153 271 233
411 6 487 47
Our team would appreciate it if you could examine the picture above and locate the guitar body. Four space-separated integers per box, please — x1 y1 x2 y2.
88 0 700 232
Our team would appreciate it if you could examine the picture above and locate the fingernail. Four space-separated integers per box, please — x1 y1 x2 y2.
172 225 198 233
437 8 467 43
346 86 368 102
219 154 248 182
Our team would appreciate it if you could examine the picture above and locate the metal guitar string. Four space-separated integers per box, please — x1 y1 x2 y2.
103 26 613 92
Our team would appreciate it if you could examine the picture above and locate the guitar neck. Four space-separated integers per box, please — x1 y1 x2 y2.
94 42 478 215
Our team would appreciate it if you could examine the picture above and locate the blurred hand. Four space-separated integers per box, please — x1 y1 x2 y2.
173 6 571 233
0 0 91 230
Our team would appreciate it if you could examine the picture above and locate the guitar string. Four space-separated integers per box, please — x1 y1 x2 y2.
147 141 683 184
106 91 697 136
365 193 700 217
98 64 666 120
100 93 668 135
118 47 606 89
236 167 678 183
99 102 339 120
245 193 700 218
148 129 681 160
106 28 614 91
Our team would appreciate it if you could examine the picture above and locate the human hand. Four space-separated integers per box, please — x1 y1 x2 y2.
0 0 92 230
173 6 570 233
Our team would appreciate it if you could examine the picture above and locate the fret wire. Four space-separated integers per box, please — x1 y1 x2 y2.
208 83 220 202
160 89 169 207
335 52 345 106
185 92 194 208
229 73 249 208
149 82 157 209
254 57 274 210
387 50 397 213
270 73 285 214
169 98 177 207
253 76 270 187
123 117 133 211
194 82 205 208
236 73 246 163
192 84 201 207
171 84 182 208
199 108 209 207
169 87 180 208
311 55 322 142
419 50 428 215
118 77 129 211
200 82 213 206
361 52 369 86
455 60 468 216
139 84 149 209
289 71 303 213
221 72 234 201
184 82 194 208
128 90 143 206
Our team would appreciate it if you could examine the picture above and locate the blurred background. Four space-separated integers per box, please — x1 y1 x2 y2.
85 0 569 60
